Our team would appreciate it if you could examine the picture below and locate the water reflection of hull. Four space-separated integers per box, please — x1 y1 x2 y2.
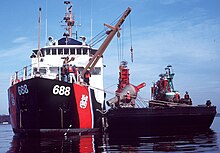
106 129 218 152
7 129 218 152
8 135 96 153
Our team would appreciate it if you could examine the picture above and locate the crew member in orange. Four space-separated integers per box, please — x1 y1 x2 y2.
173 91 180 102
72 65 78 83
163 77 169 92
68 64 75 83
84 70 91 85
151 82 157 99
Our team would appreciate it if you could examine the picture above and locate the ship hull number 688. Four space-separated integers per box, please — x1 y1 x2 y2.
53 85 71 96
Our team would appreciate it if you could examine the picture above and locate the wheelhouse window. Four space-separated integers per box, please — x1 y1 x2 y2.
64 48 69 55
76 67 101 75
83 48 88 55
40 49 45 57
77 48 81 55
70 48 75 55
77 67 84 74
58 48 63 55
49 67 59 74
91 67 101 75
33 67 47 75
52 48 57 55
40 68 47 74
46 48 51 55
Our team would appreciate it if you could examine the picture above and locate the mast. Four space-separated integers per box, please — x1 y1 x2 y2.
82 7 132 76
63 1 74 41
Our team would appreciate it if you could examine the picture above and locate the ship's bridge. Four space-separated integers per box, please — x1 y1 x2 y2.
30 39 103 81
32 45 94 57
31 37 97 58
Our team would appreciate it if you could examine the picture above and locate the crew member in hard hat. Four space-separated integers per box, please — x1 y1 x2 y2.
184 91 189 99
184 91 192 105
125 91 131 103
173 91 180 103
206 100 212 107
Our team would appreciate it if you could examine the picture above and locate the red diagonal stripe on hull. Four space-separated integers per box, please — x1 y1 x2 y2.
74 84 93 128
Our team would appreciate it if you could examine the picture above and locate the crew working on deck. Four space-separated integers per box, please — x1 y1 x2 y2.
68 64 77 83
172 91 192 105
61 57 91 85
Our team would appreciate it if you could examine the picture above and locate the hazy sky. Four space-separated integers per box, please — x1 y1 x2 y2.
0 0 219 114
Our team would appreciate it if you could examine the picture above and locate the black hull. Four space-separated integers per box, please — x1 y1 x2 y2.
105 106 216 134
8 77 102 135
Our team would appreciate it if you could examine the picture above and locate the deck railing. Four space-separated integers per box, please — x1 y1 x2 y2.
10 64 33 85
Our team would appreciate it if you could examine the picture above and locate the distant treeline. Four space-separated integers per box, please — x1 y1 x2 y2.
0 115 10 123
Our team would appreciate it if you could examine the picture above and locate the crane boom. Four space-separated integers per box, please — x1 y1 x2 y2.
82 7 132 76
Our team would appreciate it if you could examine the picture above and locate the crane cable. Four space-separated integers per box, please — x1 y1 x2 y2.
129 15 134 63
117 23 124 65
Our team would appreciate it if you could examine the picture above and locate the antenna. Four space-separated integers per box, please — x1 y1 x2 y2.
37 7 42 73
45 0 48 45
73 8 81 40
90 0 93 42
74 21 81 40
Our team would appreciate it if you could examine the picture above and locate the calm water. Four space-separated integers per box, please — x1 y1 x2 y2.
1 117 219 153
